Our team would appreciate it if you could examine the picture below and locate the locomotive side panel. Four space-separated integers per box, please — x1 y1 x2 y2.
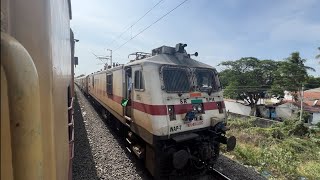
131 65 154 135
140 64 170 137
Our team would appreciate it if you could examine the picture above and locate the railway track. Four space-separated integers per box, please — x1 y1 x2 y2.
208 167 231 180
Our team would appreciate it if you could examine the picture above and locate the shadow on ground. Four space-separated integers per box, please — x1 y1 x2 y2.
72 93 99 180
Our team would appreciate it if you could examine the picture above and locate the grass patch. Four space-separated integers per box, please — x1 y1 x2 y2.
234 144 262 166
297 161 320 179
223 118 320 179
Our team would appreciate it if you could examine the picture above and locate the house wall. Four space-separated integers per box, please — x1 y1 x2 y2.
284 90 294 101
312 113 320 124
257 106 270 118
275 103 296 119
225 101 251 116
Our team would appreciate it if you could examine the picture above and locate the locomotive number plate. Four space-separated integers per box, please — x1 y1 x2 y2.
170 125 182 132
186 120 203 127
180 99 188 104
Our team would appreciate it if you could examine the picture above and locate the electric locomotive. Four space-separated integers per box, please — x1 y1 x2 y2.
79 43 236 178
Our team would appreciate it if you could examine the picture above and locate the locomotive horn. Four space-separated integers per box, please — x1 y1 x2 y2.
191 52 198 57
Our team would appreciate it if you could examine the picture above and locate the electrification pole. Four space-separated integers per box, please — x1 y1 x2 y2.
106 49 112 67
92 49 113 70
299 84 304 122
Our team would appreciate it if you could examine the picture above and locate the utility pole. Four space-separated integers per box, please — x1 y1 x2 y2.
299 84 304 122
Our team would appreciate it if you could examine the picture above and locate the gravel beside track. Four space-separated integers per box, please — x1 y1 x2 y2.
72 91 99 180
72 87 150 180
72 86 266 180
212 156 266 180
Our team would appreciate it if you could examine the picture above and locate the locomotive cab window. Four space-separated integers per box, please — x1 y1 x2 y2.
195 69 218 92
161 66 190 93
134 70 144 90
106 74 113 94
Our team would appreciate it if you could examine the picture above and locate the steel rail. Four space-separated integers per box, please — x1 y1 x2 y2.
208 167 231 180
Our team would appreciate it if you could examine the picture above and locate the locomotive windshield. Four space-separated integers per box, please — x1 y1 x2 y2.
162 67 190 93
161 66 220 93
195 69 218 92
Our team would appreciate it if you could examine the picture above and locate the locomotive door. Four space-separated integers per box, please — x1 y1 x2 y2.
89 75 94 93
124 67 132 117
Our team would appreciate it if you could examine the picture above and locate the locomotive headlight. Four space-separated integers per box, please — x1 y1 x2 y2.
192 103 204 113
197 106 202 112
193 106 197 111
168 105 176 121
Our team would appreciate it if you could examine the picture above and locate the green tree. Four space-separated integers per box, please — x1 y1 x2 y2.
219 57 278 116
305 76 320 90
271 52 314 100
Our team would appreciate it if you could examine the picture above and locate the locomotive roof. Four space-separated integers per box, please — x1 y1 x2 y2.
125 54 214 69
90 54 215 76
90 44 217 76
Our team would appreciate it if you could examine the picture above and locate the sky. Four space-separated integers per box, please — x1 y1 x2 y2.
71 0 320 77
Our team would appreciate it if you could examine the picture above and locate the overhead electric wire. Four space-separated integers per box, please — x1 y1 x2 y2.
222 85 320 88
113 0 189 52
106 0 164 47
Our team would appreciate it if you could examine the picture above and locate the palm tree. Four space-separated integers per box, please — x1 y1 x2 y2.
287 52 315 72
316 47 320 63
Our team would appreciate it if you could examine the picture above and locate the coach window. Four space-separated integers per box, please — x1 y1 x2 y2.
106 74 113 94
134 70 144 90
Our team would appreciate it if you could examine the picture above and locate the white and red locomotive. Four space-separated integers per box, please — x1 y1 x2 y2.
76 43 236 179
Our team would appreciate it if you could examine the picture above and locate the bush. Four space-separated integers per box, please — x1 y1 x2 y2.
234 144 262 166
288 123 309 137
282 139 307 153
297 111 311 123
225 116 320 179
271 128 285 139
260 145 298 179
250 127 285 140
228 118 255 129
316 122 320 128
283 118 298 126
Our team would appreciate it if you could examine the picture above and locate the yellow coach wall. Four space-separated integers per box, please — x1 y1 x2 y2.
4 0 72 179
